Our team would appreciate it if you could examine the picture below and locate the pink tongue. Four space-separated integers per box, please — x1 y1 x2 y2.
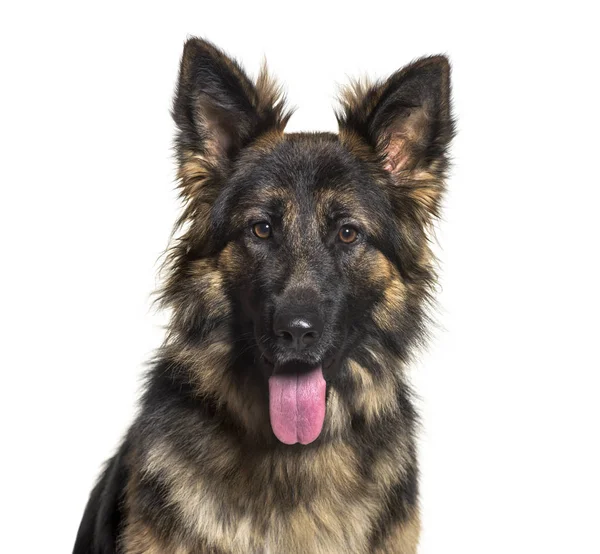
268 366 326 445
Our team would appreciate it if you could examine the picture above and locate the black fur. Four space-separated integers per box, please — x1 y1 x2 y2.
73 440 129 554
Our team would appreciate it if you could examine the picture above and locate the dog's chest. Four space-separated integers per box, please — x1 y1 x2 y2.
138 438 386 554
157 452 377 553
194 487 376 554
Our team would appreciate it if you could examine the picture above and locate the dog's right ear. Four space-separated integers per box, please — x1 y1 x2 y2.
172 38 291 177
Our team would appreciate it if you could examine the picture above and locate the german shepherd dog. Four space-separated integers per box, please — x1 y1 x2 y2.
74 38 454 554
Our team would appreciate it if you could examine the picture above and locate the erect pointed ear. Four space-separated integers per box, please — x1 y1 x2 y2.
337 56 454 180
172 38 291 171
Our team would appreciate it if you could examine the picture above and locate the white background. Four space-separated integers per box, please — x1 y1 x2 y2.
1 1 599 552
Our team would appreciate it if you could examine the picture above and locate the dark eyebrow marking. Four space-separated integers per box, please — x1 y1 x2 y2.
315 189 375 234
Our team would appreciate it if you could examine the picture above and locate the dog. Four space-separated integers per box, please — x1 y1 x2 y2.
73 37 454 554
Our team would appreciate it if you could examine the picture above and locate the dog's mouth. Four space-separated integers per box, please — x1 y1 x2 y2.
261 353 335 372
260 354 334 445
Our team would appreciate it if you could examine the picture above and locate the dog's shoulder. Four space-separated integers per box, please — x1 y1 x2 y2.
73 438 130 554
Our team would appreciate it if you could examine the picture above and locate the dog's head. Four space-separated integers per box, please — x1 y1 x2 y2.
161 39 453 444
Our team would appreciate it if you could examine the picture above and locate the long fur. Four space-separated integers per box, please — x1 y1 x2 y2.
74 38 453 554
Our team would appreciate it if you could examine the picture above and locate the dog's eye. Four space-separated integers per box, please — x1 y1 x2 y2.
252 221 272 239
338 225 359 244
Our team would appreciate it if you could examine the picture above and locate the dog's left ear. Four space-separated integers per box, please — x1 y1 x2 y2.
338 56 454 215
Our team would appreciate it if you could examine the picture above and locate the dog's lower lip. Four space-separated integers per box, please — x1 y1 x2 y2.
265 357 335 374
260 352 335 369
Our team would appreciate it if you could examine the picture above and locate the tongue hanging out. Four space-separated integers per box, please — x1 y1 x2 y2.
268 366 326 445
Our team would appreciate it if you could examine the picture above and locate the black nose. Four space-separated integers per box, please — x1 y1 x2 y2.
274 312 323 351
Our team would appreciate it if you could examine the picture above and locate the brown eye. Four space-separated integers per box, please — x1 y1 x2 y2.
252 221 272 239
338 225 359 244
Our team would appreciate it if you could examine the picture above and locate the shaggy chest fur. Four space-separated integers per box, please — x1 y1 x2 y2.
122 421 418 554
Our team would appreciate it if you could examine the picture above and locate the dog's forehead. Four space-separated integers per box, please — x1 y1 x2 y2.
235 133 379 209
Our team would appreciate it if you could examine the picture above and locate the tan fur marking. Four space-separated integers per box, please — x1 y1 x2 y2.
122 517 223 554
369 251 396 284
249 128 285 153
271 499 373 554
121 520 177 554
189 258 230 319
337 77 386 120
217 241 246 279
177 150 216 199
372 445 413 492
398 166 445 223
372 277 407 333
254 61 292 125
372 509 421 554
348 359 398 422
338 129 378 162
323 386 351 439
282 196 300 233
311 442 359 490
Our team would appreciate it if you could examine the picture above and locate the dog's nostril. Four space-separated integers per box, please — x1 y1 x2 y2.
278 330 294 343
301 331 319 346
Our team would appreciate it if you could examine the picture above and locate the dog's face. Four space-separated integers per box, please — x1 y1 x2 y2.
215 136 398 378
163 39 453 444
